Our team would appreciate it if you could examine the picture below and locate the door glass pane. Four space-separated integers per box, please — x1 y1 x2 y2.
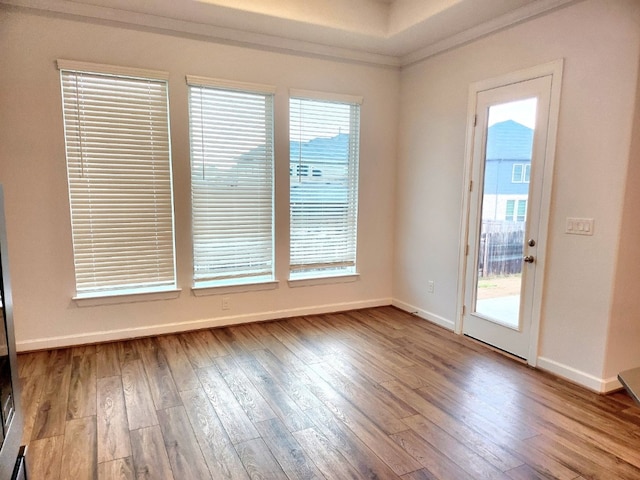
474 98 537 329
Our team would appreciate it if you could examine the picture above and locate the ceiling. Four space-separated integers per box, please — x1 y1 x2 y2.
1 0 579 66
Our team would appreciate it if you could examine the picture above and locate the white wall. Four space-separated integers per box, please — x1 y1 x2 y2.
0 8 399 350
394 0 640 389
604 48 640 381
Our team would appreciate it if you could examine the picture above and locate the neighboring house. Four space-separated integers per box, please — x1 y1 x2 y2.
478 120 534 277
290 133 351 213
233 132 351 210
481 120 533 223
290 133 350 178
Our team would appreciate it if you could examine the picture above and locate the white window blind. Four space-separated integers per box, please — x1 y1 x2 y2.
289 94 361 278
188 77 275 285
59 61 176 297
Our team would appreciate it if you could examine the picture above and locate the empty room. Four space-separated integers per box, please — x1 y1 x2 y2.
1 0 640 478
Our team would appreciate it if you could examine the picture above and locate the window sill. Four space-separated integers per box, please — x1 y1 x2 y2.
288 273 360 288
192 279 279 296
73 287 181 307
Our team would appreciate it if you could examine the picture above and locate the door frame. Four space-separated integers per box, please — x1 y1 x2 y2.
455 60 564 366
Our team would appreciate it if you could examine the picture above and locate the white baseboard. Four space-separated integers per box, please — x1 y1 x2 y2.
21 298 624 395
17 297 392 351
602 375 624 393
391 300 624 394
391 299 455 331
537 356 622 393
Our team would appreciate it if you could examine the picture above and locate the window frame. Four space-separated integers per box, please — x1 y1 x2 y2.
57 59 178 303
186 75 277 292
288 89 363 283
505 199 527 222
511 163 531 183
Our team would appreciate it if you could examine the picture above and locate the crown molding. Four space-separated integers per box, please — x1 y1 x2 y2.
0 0 401 68
401 0 580 67
1 0 581 69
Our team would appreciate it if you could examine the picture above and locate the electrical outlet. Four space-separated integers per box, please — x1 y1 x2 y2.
222 296 230 310
427 280 435 294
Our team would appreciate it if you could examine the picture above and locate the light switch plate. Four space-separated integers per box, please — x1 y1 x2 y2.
566 217 594 236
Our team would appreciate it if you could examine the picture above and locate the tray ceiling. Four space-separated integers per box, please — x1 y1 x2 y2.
0 0 579 66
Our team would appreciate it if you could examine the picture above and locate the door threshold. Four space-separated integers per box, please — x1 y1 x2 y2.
463 334 528 365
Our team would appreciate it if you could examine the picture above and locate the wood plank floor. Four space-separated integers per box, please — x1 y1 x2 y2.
17 306 640 480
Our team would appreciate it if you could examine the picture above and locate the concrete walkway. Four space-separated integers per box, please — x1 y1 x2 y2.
476 295 520 328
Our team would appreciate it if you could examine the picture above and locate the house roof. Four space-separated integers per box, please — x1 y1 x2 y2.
284 122 535 163
486 120 533 161
291 133 350 164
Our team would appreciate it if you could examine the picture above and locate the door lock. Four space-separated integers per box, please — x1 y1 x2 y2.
523 255 535 263
528 239 536 247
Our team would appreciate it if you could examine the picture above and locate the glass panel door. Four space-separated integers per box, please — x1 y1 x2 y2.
474 98 537 329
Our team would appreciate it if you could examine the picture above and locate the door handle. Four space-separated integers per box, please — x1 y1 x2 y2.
523 255 535 263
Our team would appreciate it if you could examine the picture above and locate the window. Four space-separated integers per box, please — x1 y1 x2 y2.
512 163 531 183
516 200 527 222
58 60 176 298
188 76 275 287
505 200 515 220
289 90 362 279
505 199 527 222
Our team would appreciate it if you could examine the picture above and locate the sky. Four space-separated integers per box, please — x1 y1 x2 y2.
488 97 537 129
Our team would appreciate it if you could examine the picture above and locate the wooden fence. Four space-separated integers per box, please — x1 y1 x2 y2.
478 221 525 277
